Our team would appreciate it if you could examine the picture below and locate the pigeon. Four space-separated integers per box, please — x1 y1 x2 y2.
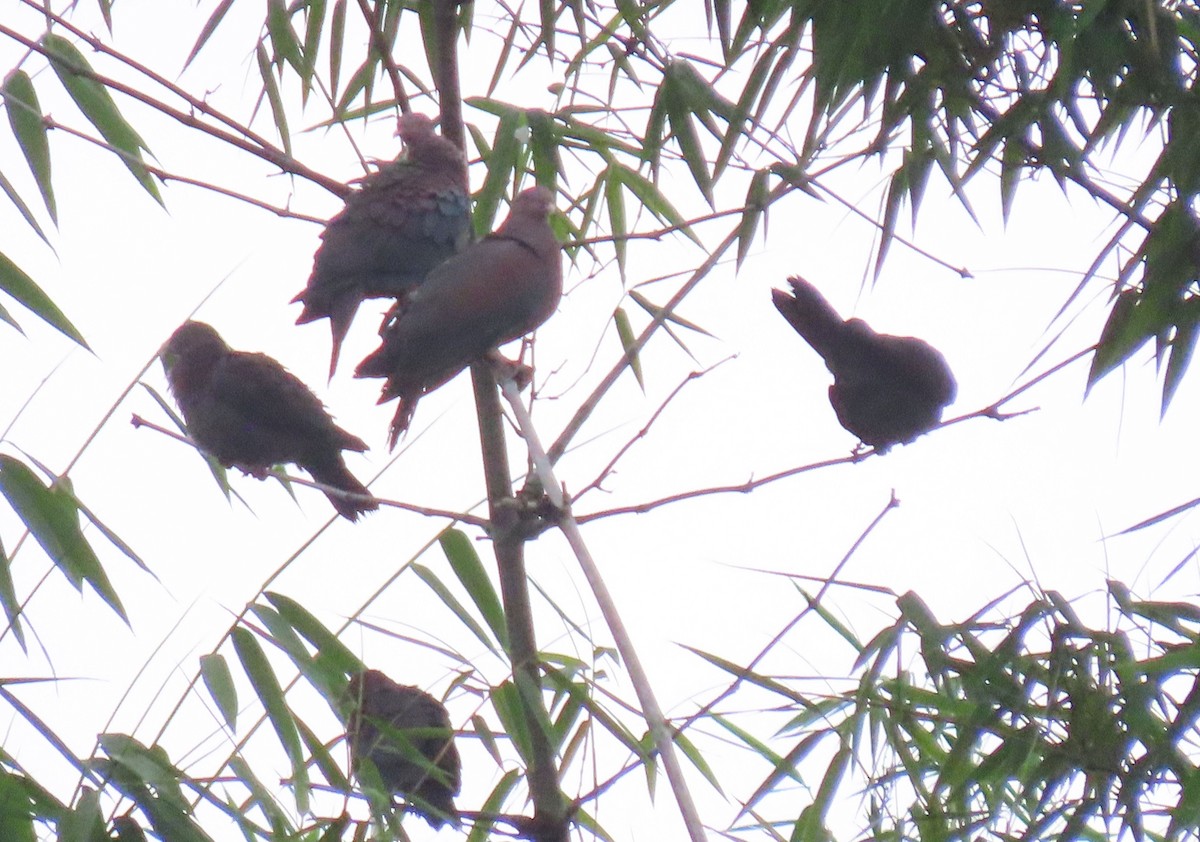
771 276 957 450
345 670 461 828
161 321 377 520
292 112 471 377
356 185 563 447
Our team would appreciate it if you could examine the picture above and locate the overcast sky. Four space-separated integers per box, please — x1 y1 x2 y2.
1 2 1196 839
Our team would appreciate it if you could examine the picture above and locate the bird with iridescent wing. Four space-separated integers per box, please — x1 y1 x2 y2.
293 112 471 377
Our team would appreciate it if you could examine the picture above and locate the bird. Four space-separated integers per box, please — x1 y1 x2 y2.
771 276 957 450
355 185 563 448
345 669 461 828
292 112 471 377
160 320 378 520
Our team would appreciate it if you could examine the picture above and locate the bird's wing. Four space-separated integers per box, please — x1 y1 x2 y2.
311 169 470 297
212 352 339 440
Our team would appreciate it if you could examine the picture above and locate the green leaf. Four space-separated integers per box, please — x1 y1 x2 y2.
301 0 327 106
329 0 347 99
266 0 305 78
611 164 702 246
230 627 309 806
439 528 507 649
2 70 55 224
0 167 52 248
0 536 23 649
182 0 235 70
0 457 126 622
227 754 295 835
613 307 643 389
57 785 104 841
1162 301 1200 416
413 562 498 654
199 654 238 731
736 168 768 268
98 735 214 842
667 105 714 205
999 133 1024 224
255 43 292 156
627 289 712 336
41 34 162 204
469 104 523 233
1088 287 1147 390
604 166 627 276
0 251 87 348
0 768 37 842
263 592 363 691
138 383 237 501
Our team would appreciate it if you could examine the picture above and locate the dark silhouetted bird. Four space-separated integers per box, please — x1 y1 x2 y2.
345 670 461 828
161 321 378 520
356 185 563 447
772 276 957 450
292 112 471 377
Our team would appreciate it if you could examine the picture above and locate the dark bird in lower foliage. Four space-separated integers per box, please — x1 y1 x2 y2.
345 670 461 828
355 185 563 447
161 321 378 520
771 276 957 450
292 112 471 377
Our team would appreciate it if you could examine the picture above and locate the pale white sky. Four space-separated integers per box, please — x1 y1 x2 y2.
0 2 1195 840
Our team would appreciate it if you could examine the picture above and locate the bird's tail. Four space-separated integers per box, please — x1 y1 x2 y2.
771 276 847 363
387 397 418 451
411 789 460 829
293 291 357 379
306 459 378 521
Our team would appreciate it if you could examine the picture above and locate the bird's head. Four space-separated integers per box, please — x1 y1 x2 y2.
396 111 464 170
160 321 229 371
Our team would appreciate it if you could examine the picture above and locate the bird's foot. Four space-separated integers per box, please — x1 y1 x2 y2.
487 351 534 391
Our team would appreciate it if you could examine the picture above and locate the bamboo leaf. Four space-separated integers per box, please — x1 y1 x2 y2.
231 627 309 806
612 164 702 246
329 0 347 99
439 528 507 649
0 457 126 622
736 168 768 268
255 43 292 156
2 70 55 223
41 34 162 204
613 306 643 390
0 167 52 247
605 165 628 277
0 251 87 348
200 654 238 731
183 0 236 70
0 536 24 649
413 562 498 654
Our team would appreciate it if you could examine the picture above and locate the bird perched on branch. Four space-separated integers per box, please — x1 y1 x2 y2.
292 112 471 377
771 276 957 450
160 321 377 520
356 185 563 447
345 670 461 828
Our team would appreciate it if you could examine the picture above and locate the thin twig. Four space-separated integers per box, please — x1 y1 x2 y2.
499 377 710 842
0 22 348 197
573 356 736 501
685 493 900 747
40 116 325 223
129 414 489 527
354 0 409 113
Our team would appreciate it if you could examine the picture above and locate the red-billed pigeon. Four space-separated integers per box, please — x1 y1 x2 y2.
293 112 471 377
161 321 378 520
345 670 461 828
355 185 563 447
771 276 957 450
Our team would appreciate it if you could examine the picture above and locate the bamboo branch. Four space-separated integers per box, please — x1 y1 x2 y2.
499 378 710 842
